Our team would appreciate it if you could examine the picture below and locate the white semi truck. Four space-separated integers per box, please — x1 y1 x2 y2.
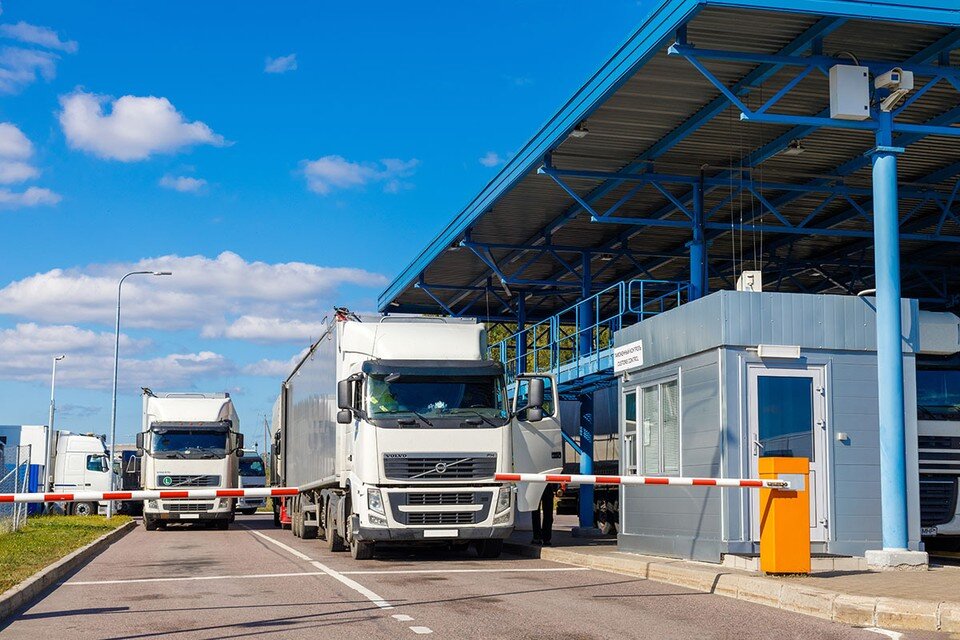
272 312 561 560
236 449 267 515
49 430 113 516
137 390 244 530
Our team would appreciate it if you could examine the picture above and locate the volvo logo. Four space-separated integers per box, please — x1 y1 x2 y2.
434 462 448 474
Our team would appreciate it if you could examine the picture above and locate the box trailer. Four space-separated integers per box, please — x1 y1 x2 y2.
272 312 561 559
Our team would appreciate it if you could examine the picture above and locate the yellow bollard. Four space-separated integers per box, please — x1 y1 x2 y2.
759 457 810 575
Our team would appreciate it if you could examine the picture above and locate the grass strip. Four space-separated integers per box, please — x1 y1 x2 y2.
0 515 131 593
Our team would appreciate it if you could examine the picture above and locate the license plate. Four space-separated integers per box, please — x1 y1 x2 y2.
423 529 458 538
921 526 938 536
179 513 200 520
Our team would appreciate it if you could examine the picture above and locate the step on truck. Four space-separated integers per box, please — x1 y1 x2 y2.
137 390 244 530
272 312 561 559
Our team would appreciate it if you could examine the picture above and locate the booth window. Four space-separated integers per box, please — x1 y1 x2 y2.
623 390 638 474
639 379 680 475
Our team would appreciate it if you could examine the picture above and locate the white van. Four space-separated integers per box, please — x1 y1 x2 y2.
236 450 266 515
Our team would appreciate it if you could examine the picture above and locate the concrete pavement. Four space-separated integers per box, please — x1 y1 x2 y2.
0 514 946 639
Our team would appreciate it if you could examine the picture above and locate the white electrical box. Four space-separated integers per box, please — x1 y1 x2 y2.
736 270 763 292
829 64 870 121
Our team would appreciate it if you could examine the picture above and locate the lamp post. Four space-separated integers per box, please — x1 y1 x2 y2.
107 270 172 518
44 355 66 512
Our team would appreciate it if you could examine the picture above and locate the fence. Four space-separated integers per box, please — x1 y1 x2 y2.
0 444 31 532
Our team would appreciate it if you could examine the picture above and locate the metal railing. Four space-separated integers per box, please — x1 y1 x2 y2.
0 444 31 532
490 279 690 388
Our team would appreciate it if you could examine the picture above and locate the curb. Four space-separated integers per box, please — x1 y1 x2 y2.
0 520 136 622
504 541 960 633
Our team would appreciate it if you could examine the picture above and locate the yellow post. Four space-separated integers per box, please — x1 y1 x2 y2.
759 457 810 575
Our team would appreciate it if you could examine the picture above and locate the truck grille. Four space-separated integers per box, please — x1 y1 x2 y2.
383 454 497 480
920 475 958 527
408 492 475 506
405 512 477 526
918 436 960 474
163 501 215 513
157 475 221 487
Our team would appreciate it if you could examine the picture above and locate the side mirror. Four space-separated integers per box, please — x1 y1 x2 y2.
236 433 244 451
527 378 545 409
337 409 353 424
135 432 145 456
337 379 352 410
526 407 543 423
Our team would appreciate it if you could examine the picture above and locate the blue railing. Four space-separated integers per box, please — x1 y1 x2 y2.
490 279 690 390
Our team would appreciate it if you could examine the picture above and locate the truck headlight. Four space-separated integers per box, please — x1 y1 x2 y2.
367 488 385 515
496 487 511 513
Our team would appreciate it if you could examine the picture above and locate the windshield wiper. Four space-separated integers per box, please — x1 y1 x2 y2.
410 410 434 427
451 409 502 427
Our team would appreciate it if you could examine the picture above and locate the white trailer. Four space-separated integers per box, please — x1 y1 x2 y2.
272 313 561 560
137 391 243 530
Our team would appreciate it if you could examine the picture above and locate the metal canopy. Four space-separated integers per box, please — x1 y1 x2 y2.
379 0 960 319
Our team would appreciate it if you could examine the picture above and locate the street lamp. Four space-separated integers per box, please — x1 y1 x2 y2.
107 270 172 518
44 355 65 511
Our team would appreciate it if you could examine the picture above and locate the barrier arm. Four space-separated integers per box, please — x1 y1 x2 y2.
0 487 300 504
495 472 791 489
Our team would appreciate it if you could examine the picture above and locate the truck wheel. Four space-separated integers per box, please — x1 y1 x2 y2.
72 502 96 517
325 503 346 552
475 539 504 559
293 508 302 538
350 538 375 560
144 517 158 531
273 508 281 528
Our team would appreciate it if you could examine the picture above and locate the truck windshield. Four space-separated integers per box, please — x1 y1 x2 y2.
239 457 265 476
151 429 229 458
367 374 507 423
917 369 960 420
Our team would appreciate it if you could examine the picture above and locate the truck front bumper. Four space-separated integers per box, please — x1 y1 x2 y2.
354 519 512 543
149 511 233 522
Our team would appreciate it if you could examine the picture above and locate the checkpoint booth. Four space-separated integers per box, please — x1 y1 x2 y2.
614 290 941 562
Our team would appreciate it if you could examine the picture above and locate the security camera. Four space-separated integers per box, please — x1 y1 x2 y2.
875 67 914 112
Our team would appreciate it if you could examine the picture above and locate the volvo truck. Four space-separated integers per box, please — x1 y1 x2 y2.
272 312 561 560
137 390 243 530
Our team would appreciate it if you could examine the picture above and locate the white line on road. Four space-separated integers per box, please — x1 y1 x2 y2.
392 614 415 622
63 571 326 586
342 567 591 575
248 529 394 610
409 627 433 635
863 629 903 640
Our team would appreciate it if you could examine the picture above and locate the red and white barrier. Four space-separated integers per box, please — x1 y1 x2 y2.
495 472 790 489
0 487 300 504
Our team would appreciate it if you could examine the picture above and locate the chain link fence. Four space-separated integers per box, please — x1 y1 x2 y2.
0 444 31 533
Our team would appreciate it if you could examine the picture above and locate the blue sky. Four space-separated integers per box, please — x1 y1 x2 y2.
0 1 648 449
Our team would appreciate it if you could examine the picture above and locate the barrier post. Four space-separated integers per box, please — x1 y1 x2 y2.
759 457 810 575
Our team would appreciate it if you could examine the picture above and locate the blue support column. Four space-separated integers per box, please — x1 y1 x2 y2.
688 177 707 300
872 110 909 551
577 256 596 530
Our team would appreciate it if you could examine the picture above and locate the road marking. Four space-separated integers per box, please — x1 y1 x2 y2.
392 614 415 622
342 567 591 575
63 571 326 586
409 627 433 635
863 628 903 640
248 529 394 610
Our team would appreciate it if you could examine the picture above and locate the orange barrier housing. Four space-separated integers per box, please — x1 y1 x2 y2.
759 457 811 575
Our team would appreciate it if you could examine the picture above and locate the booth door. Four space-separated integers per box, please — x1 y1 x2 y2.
748 364 828 543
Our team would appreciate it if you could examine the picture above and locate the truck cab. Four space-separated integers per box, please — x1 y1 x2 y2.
917 356 960 540
236 449 266 515
51 432 113 516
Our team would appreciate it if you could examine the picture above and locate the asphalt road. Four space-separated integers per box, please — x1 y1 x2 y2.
0 514 946 640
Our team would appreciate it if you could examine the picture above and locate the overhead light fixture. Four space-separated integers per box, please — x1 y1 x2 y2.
782 139 805 156
600 253 614 262
569 122 589 139
499 277 513 299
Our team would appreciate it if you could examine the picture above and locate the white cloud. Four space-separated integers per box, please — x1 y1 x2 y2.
303 155 418 195
0 160 37 183
0 46 57 94
264 54 297 74
59 91 226 161
0 122 32 158
204 316 327 344
0 323 233 390
243 348 309 378
160 174 207 193
0 251 387 334
479 151 505 167
0 186 60 207
0 22 77 53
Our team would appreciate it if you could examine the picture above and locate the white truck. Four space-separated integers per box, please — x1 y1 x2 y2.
236 449 267 515
272 312 561 560
49 430 113 516
137 390 244 530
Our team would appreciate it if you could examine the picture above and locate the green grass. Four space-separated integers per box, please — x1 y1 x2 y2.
0 515 131 593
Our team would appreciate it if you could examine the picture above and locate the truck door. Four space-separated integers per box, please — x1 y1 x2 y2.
83 453 111 492
511 374 563 511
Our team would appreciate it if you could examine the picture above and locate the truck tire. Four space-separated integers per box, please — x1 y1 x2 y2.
302 506 318 540
273 508 281 528
325 502 346 552
144 517 158 531
475 538 504 559
350 537 375 560
293 508 303 538
72 502 97 517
